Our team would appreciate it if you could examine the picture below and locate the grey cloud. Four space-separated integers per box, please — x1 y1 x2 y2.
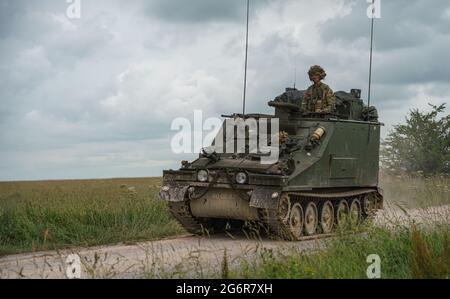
319 0 450 88
145 0 269 23
0 1 23 39
0 0 449 180
371 34 450 85
0 139 181 180
320 0 450 51
0 0 68 39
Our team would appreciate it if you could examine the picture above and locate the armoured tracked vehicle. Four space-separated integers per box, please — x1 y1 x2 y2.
159 88 384 240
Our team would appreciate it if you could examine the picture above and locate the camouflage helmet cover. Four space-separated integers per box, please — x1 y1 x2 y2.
308 65 327 80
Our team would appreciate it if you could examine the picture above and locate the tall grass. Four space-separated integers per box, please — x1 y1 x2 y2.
138 222 449 279
0 178 184 256
231 225 449 279
410 227 450 279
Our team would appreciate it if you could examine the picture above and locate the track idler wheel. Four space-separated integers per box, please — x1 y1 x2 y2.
288 203 304 240
278 194 291 223
319 201 335 234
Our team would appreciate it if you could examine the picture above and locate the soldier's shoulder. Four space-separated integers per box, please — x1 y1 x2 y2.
321 83 334 92
320 82 331 89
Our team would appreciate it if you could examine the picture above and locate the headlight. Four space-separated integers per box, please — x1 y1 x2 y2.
235 172 248 184
197 170 209 182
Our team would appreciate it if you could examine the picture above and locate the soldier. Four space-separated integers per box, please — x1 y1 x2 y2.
301 65 336 113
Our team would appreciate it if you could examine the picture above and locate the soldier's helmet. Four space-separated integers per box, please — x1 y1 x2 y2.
308 65 327 80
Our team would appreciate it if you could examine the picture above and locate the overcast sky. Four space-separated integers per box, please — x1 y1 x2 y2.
0 0 449 181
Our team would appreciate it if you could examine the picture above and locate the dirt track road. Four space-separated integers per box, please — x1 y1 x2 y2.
1 205 448 279
0 234 328 279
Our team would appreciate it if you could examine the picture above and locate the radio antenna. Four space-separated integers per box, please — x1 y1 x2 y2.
368 0 375 109
367 1 376 143
242 0 250 116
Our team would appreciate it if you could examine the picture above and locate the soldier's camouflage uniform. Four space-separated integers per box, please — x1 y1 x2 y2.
301 82 336 113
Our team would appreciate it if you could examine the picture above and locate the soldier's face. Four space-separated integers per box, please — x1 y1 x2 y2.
311 75 321 84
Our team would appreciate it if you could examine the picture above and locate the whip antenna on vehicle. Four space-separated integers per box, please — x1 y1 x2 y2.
368 0 376 109
242 0 250 116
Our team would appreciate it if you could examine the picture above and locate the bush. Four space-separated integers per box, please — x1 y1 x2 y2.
381 104 449 175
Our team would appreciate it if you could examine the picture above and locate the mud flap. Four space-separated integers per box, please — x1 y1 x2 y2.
249 188 281 210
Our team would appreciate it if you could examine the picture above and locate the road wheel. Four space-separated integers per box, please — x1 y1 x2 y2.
335 199 349 228
363 194 375 216
349 199 362 225
304 201 318 236
289 203 304 240
320 201 335 234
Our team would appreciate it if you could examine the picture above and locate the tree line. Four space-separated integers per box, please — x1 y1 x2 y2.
381 103 449 175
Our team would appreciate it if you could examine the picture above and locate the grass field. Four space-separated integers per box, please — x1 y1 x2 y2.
230 224 450 279
145 224 448 279
0 174 448 257
0 178 184 256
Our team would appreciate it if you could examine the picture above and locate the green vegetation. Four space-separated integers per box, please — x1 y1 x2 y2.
232 225 449 279
0 178 184 256
0 174 448 282
139 222 449 279
381 103 449 175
